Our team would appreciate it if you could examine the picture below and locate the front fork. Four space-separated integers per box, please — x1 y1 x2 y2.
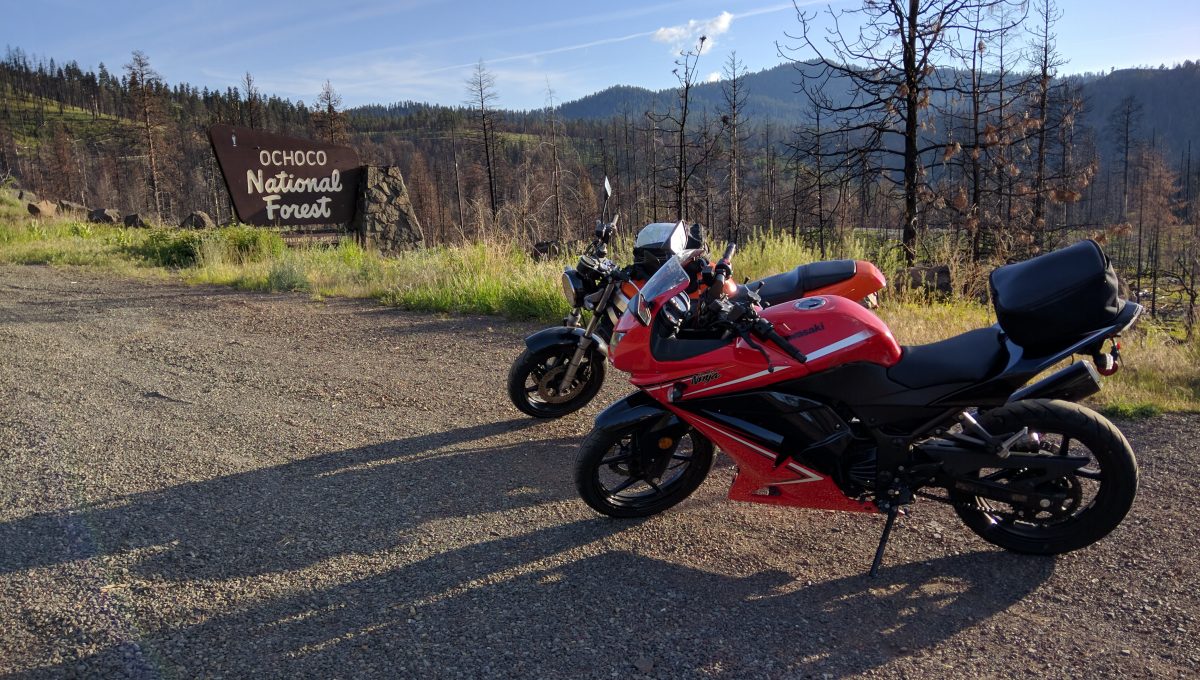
558 281 616 392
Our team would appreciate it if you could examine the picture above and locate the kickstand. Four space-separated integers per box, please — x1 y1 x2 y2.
869 505 900 578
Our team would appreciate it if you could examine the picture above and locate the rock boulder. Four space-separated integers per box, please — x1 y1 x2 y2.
88 208 122 224
905 264 952 296
352 166 424 252
58 199 87 214
180 211 215 229
27 200 57 218
124 213 149 228
531 240 570 261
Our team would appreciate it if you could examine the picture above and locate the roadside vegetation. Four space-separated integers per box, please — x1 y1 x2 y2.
1 190 1195 414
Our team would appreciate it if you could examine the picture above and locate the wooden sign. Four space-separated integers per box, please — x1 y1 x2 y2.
208 124 361 226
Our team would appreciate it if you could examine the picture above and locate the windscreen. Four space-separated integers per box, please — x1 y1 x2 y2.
637 255 688 303
634 221 687 254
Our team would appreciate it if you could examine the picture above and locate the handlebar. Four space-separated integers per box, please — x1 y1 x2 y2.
720 242 736 263
753 319 808 363
707 243 737 303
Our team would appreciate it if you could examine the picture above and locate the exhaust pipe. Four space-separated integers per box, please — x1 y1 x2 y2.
1008 361 1102 403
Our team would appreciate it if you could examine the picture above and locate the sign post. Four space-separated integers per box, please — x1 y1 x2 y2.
208 124 361 227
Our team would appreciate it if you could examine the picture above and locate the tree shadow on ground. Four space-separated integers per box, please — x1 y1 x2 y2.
1 285 254 324
0 418 568 581
28 521 1053 678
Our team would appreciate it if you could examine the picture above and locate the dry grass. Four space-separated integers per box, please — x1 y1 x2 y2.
0 192 1194 413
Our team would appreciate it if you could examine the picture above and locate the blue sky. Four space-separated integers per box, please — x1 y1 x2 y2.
3 0 1198 110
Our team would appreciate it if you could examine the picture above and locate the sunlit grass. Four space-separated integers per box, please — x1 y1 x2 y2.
1 196 1196 413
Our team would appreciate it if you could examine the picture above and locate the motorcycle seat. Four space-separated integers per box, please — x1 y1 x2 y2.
888 327 1008 389
738 260 857 306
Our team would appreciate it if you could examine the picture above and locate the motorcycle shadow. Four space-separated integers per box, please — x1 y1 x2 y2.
535 547 1055 676
19 511 1051 678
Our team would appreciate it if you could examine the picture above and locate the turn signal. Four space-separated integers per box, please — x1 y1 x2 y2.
658 437 675 450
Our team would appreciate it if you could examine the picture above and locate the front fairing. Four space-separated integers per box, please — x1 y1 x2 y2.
610 255 696 372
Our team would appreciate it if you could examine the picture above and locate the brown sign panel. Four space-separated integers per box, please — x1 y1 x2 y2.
208 124 361 226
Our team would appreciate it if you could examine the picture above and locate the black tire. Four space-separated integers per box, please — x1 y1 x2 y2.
506 344 606 419
575 426 715 518
951 399 1138 555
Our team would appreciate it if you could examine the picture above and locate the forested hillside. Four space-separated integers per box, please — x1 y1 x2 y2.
559 61 1200 162
1 0 1197 307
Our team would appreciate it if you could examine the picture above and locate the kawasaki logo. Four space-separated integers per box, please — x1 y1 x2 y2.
691 371 720 385
791 323 825 338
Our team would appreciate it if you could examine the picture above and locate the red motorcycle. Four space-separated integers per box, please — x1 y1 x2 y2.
575 240 1141 575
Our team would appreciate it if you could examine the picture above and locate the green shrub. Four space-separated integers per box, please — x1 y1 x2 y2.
1100 402 1163 419
266 258 310 292
130 229 206 267
221 225 285 262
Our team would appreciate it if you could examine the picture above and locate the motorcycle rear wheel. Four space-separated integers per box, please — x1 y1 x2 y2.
506 345 606 418
575 427 714 518
950 399 1138 555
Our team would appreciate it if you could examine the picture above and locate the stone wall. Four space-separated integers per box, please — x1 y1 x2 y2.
351 166 424 252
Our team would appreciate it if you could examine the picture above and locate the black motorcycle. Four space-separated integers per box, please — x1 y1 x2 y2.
506 206 709 417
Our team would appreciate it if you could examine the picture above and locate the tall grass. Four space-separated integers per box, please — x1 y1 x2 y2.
2 197 1197 413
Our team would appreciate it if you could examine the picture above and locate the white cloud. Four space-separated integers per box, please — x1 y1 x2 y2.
652 11 733 55
706 71 721 83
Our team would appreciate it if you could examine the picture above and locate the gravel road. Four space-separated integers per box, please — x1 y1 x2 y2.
1 265 1197 679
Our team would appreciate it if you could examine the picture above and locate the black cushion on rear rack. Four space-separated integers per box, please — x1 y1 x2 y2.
989 239 1124 356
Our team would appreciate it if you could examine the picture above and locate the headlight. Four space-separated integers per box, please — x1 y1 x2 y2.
561 269 585 307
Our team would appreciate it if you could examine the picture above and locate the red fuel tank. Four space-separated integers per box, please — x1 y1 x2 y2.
630 295 902 401
762 295 902 372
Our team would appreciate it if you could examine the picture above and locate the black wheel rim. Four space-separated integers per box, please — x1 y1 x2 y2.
971 430 1105 537
522 349 593 408
594 432 698 509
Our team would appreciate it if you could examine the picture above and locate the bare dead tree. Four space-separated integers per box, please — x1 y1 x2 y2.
940 0 1028 260
311 80 347 143
543 81 565 241
721 52 750 241
792 97 837 257
1024 0 1064 245
465 60 500 218
648 37 720 222
1107 95 1144 283
124 50 165 218
1108 95 1143 223
784 0 1017 264
241 71 260 129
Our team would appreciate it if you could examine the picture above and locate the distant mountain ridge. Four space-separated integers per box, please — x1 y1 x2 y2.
555 60 1200 157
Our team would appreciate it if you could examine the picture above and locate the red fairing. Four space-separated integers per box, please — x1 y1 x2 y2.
606 292 905 514
626 295 901 399
683 410 877 513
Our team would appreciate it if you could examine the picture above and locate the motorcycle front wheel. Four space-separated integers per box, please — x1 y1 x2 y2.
950 399 1138 555
575 426 714 518
506 344 606 418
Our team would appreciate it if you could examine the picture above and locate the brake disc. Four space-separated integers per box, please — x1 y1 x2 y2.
536 364 585 403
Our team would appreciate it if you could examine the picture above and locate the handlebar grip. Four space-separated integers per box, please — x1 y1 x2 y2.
709 271 728 299
769 329 807 363
721 242 736 263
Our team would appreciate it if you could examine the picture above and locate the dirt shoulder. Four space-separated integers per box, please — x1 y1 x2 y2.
0 265 1196 679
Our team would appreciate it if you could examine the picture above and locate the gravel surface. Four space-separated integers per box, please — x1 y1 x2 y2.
1 264 1197 679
